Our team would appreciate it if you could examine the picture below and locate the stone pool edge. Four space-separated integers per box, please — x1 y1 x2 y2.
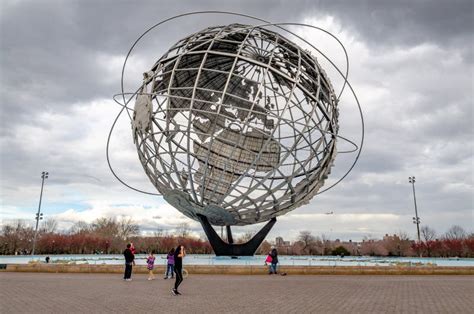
1 264 473 275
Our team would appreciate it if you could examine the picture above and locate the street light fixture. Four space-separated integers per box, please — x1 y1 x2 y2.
32 171 48 255
408 176 421 243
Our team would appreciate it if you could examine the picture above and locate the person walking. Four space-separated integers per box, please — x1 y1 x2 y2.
123 243 135 281
171 245 185 296
146 251 156 280
270 247 279 274
164 248 175 279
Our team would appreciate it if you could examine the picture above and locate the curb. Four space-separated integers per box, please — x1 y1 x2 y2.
1 264 473 275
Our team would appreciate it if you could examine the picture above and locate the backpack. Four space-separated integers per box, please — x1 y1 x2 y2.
265 255 272 263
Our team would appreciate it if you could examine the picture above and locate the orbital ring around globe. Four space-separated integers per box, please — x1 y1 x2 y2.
107 12 365 225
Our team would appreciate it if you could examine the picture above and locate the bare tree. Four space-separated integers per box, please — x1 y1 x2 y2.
236 230 255 243
153 228 164 238
298 231 315 254
258 240 272 255
445 225 467 240
176 222 190 238
118 216 140 240
41 218 58 234
421 226 437 242
91 218 119 238
1 220 34 254
397 231 410 241
69 221 90 234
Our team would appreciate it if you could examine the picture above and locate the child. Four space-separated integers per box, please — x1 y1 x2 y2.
164 248 175 279
146 251 156 280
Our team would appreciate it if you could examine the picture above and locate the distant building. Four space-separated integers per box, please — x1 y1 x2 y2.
383 234 400 242
275 237 290 246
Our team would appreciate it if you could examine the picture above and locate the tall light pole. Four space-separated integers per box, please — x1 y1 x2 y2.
408 176 421 243
32 171 48 255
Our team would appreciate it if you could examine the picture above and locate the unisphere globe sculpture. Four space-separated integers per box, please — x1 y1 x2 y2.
132 24 338 229
109 14 364 255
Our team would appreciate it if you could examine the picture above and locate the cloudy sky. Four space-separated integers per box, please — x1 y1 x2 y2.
1 0 472 242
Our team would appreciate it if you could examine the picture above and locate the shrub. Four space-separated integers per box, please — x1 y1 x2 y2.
332 246 350 256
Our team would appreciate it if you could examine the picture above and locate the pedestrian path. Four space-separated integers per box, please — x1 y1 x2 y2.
0 273 472 313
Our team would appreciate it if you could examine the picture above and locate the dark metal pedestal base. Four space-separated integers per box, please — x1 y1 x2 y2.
197 214 276 256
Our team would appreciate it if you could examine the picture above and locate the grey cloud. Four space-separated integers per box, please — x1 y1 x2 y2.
2 0 471 119
310 0 474 49
1 0 311 132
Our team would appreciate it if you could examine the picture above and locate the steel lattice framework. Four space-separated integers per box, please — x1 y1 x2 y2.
131 23 339 226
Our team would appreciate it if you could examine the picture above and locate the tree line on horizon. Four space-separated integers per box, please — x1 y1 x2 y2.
271 225 474 258
0 217 212 256
1 217 473 257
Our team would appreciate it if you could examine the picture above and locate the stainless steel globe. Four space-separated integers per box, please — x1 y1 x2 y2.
132 23 338 226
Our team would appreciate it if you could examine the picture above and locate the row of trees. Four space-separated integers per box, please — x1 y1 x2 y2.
0 218 211 255
1 218 472 257
257 225 473 257
411 225 474 257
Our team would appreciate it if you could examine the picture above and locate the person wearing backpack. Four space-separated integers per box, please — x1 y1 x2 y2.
265 251 273 274
270 247 279 274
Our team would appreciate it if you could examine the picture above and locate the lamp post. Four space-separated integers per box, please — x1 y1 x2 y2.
32 171 48 255
408 176 421 243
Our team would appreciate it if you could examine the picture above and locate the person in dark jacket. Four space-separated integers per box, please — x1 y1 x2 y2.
270 247 279 274
123 243 135 281
171 245 185 295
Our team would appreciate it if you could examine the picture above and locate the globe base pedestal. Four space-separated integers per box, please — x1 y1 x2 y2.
197 214 276 256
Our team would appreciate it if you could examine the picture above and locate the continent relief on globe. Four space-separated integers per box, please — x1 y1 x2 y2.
132 24 338 226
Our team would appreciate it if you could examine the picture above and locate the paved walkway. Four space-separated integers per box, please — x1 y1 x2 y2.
1 273 473 313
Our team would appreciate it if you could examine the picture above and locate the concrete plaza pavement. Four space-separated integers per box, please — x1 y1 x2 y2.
0 272 473 313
